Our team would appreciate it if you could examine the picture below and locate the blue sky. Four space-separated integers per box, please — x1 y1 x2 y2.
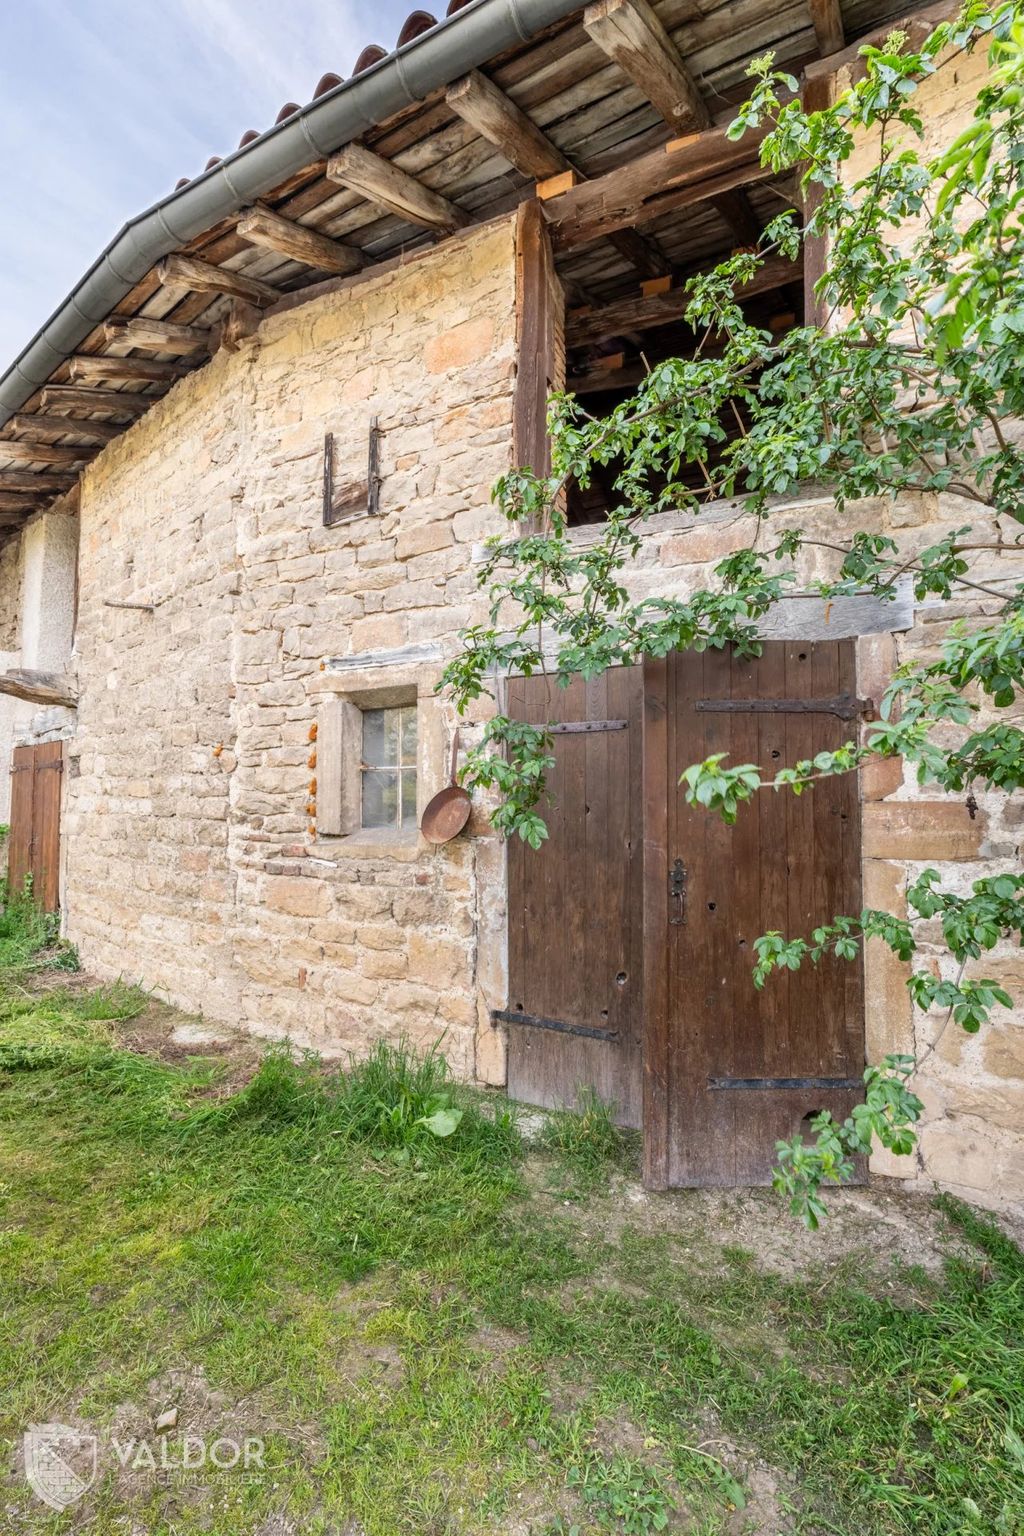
0 0 415 368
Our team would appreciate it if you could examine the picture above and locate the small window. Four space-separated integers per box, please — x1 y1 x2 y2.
361 705 417 830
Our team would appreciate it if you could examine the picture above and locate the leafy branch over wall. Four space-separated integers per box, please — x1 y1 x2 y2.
443 2 1024 1225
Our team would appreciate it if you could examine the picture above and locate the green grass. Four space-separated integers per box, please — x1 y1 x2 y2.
0 938 1021 1534
537 1087 639 1197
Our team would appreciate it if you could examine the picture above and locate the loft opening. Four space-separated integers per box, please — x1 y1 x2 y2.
557 201 805 528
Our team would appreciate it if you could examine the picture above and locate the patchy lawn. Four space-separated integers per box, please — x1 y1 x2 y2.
0 947 1022 1535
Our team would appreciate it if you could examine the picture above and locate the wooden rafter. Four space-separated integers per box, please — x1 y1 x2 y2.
0 437 98 465
156 253 279 306
7 413 121 444
326 143 469 235
38 386 156 416
68 355 190 386
236 204 365 275
582 0 761 246
447 69 571 180
0 669 77 707
584 0 707 131
0 493 46 513
543 123 773 251
102 317 212 354
0 470 78 494
567 252 802 347
569 359 649 394
809 0 845 55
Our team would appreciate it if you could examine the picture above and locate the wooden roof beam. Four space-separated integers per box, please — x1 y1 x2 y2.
0 668 77 707
7 413 122 444
102 316 213 354
236 204 365 276
38 386 156 416
447 69 571 181
535 168 671 279
0 493 47 514
584 0 707 131
326 143 469 235
0 470 79 494
156 252 279 306
809 0 845 55
566 252 803 348
0 435 99 465
543 123 773 251
569 359 649 394
583 0 761 246
68 355 190 386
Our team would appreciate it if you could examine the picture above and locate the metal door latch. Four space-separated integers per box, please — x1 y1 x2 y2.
669 858 687 925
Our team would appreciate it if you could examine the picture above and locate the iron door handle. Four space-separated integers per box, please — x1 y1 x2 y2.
669 858 687 926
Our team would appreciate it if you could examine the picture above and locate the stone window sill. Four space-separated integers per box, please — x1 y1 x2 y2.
311 827 422 862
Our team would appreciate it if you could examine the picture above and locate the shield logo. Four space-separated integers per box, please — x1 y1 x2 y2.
24 1423 98 1511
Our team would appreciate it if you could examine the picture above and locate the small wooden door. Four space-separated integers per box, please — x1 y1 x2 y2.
504 667 644 1126
8 741 64 911
643 642 865 1186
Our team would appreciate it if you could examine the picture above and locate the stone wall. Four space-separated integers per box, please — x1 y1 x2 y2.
67 216 520 1077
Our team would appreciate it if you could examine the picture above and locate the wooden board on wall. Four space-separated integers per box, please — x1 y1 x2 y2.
505 666 644 1127
8 740 64 911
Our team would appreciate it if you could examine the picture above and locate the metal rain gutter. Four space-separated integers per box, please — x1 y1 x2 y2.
0 0 583 428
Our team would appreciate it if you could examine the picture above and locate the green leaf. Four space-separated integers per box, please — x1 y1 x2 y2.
417 1108 464 1138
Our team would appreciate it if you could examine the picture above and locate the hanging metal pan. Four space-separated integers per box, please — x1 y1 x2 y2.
420 728 472 845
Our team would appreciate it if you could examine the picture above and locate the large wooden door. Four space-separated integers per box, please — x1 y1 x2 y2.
504 667 644 1126
643 642 865 1186
8 741 64 911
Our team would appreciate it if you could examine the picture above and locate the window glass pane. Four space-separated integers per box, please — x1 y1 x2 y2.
383 707 401 762
400 768 418 827
400 707 417 767
360 705 417 830
362 769 397 829
362 709 387 769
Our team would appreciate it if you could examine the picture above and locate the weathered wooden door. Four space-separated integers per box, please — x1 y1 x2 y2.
643 642 865 1186
8 741 64 911
504 667 644 1126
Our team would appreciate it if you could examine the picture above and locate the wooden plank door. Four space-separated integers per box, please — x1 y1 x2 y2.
8 741 64 911
643 642 865 1186
504 667 644 1126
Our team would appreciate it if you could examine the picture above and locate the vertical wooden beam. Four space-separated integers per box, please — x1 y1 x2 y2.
802 75 836 329
513 201 562 481
808 0 845 56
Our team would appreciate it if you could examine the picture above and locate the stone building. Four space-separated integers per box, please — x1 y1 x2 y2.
0 0 1020 1209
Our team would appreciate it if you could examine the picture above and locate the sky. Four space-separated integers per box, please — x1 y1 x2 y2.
0 0 416 368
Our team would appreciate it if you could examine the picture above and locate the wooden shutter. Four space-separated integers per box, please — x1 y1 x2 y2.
8 741 64 911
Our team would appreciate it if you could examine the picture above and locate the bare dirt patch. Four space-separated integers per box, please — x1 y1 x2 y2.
554 1170 1013 1284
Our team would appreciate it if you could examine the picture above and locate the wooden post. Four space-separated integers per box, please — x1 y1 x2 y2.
513 200 562 489
802 74 836 331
